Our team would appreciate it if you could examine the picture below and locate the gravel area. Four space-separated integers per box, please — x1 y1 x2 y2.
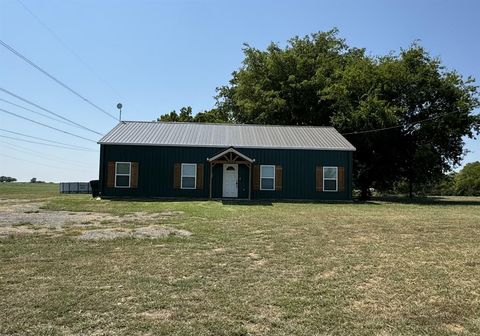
0 201 190 239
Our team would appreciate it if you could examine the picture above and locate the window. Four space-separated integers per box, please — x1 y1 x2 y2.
115 162 131 188
323 167 338 192
260 165 275 190
181 163 197 189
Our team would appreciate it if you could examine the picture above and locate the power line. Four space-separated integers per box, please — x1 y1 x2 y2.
341 110 468 136
1 153 90 172
16 0 123 100
0 107 97 143
0 88 103 135
0 140 93 167
0 128 96 150
0 134 96 151
0 97 76 128
0 39 119 121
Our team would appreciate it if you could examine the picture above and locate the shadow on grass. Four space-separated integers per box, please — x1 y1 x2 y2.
102 195 479 206
106 197 210 203
221 200 273 206
107 197 275 206
105 197 356 206
372 195 480 206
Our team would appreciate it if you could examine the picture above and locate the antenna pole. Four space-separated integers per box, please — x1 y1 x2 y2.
116 103 123 122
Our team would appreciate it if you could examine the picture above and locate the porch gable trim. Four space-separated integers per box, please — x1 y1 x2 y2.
207 147 255 163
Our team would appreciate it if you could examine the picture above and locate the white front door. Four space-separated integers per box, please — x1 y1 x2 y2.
222 164 238 198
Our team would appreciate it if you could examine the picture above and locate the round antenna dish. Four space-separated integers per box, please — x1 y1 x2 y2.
117 103 123 110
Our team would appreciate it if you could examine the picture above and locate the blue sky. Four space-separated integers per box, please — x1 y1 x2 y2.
1 0 479 182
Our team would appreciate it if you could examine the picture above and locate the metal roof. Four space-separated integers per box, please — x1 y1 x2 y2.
98 121 356 151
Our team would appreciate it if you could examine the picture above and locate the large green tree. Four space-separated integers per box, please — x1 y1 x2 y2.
454 161 480 196
215 30 479 198
330 45 479 197
158 30 479 198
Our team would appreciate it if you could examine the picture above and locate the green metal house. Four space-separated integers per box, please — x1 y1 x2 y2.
98 121 356 200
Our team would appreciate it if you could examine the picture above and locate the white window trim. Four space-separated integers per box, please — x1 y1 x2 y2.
181 163 197 189
115 162 131 188
260 165 276 191
323 166 338 192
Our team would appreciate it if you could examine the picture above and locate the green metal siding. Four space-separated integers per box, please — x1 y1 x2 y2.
99 144 353 200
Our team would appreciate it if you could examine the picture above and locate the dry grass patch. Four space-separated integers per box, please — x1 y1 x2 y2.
1 185 480 335
77 225 191 240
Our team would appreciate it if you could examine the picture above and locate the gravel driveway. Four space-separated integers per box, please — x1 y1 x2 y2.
0 200 190 239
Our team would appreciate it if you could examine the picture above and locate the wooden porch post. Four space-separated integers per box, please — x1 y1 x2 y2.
248 163 252 200
209 162 213 199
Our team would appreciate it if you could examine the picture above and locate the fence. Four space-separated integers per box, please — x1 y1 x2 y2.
59 182 92 194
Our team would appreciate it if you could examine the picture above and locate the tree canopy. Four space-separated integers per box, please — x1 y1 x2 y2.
454 161 480 196
159 29 480 197
157 106 230 123
0 176 16 182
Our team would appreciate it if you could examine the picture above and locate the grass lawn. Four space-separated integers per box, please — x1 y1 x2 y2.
1 184 480 335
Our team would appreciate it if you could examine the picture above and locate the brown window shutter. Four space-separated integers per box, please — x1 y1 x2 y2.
252 164 260 191
107 161 115 188
131 162 139 188
338 166 345 192
275 165 282 191
316 166 323 192
173 163 181 189
197 164 204 189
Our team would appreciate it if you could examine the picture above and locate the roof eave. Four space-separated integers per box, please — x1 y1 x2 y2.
97 142 356 151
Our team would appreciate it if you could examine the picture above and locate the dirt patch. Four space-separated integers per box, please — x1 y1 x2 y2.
0 202 182 227
444 324 465 334
0 202 188 239
78 226 191 240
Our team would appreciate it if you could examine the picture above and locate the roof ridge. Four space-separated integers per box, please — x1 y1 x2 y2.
120 120 336 129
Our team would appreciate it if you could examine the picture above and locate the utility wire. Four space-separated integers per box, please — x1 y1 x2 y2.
16 0 123 100
0 88 103 135
1 153 89 172
0 39 119 121
0 134 96 151
0 107 96 143
341 110 469 136
0 97 76 128
0 128 96 150
0 140 93 167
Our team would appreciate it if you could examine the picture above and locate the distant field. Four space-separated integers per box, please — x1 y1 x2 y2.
0 182 59 199
1 183 480 335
